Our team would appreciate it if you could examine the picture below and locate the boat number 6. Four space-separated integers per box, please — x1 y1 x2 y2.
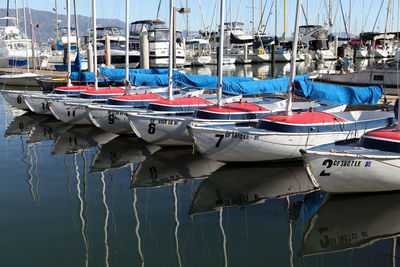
148 123 156 134
319 159 333 176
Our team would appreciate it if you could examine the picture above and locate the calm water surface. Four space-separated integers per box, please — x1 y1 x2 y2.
0 64 398 266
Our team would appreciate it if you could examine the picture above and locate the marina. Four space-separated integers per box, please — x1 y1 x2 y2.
1 0 400 266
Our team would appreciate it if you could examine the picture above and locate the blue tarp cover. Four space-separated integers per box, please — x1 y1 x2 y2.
71 68 310 96
294 80 382 105
223 75 309 95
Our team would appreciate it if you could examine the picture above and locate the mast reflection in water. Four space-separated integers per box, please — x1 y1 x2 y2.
1 93 400 266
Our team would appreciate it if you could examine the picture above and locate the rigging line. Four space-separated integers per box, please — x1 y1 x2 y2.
262 1 274 37
156 0 162 18
198 0 207 34
372 0 385 32
234 0 244 29
301 3 309 26
256 0 269 32
339 0 349 39
364 0 374 30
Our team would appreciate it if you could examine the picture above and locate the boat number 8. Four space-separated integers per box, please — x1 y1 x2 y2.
319 159 333 176
108 114 115 124
17 96 22 104
148 123 156 134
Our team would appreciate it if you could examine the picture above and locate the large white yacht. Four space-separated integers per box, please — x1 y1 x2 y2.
130 19 185 68
0 16 34 68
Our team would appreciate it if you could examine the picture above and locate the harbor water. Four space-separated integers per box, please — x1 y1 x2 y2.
0 62 399 266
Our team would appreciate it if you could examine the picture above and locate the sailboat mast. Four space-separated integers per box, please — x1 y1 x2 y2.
67 0 72 87
125 0 130 90
217 0 226 106
285 0 302 116
22 0 29 71
73 0 80 50
92 0 98 90
283 0 286 39
15 0 18 26
168 0 174 100
55 0 58 40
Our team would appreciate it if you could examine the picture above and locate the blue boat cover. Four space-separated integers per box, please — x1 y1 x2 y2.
54 51 82 72
56 40 77 51
294 80 382 105
8 59 27 67
223 75 309 95
172 71 253 91
71 68 310 96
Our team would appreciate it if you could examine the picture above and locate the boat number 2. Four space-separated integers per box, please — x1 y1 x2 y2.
319 159 333 176
148 123 156 134
215 134 224 147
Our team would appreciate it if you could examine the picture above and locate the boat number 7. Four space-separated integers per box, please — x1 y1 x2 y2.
319 159 333 176
215 134 224 147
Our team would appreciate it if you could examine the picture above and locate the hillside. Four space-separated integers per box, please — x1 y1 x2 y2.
0 8 124 43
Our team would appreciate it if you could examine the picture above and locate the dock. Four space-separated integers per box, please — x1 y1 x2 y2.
0 68 67 77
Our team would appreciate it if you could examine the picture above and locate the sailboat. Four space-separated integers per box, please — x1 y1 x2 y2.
300 99 400 193
186 0 395 163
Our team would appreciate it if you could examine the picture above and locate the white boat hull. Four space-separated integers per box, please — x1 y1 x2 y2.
0 73 42 87
88 106 141 134
49 100 94 125
1 90 42 110
302 148 400 193
129 113 193 146
188 125 367 162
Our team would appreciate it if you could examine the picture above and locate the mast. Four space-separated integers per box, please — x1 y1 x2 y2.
283 0 286 39
73 0 80 50
92 0 98 90
6 0 9 26
67 0 72 87
125 0 131 91
168 0 174 100
15 0 18 27
186 0 189 39
55 0 58 40
217 0 226 106
23 0 29 72
285 0 302 116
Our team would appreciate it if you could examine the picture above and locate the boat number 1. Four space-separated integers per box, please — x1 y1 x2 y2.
215 134 224 147
148 123 156 134
319 159 333 176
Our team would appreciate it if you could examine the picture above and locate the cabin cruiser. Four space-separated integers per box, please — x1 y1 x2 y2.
130 19 185 68
83 26 139 69
0 16 35 68
299 25 336 61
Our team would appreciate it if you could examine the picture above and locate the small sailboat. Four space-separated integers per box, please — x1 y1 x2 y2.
301 99 400 193
187 0 395 163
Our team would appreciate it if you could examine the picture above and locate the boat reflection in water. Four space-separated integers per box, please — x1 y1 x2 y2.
190 161 316 215
51 125 119 155
4 112 50 137
26 118 73 144
299 191 400 264
90 136 161 173
131 148 225 188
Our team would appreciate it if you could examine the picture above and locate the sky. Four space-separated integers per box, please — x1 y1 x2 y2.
4 0 400 37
